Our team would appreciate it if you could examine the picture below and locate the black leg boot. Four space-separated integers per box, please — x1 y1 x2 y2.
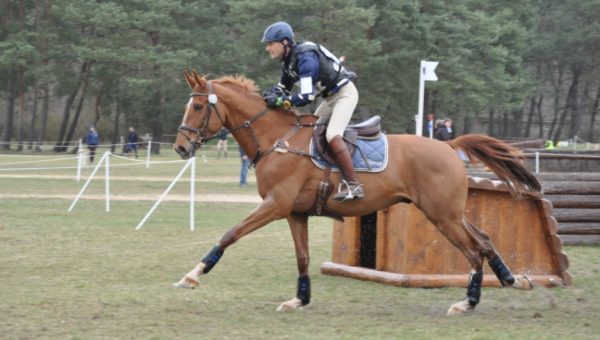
329 136 364 201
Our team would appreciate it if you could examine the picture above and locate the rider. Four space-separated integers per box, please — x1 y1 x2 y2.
261 21 364 201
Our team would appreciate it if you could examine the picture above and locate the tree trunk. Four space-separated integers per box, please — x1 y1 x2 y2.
149 30 163 154
525 96 536 138
488 110 495 136
36 82 49 152
547 64 564 140
537 94 544 139
509 106 524 138
502 111 509 137
28 84 38 150
525 64 541 139
462 115 472 135
553 65 580 144
16 66 26 151
567 65 582 139
588 86 600 143
1 70 16 150
54 61 88 152
111 99 120 154
64 62 92 152
34 0 51 152
589 86 600 142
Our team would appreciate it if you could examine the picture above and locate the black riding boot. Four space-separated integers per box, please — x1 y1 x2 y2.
329 136 364 201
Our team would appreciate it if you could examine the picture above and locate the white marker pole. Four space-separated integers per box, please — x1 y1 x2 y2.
76 148 84 182
190 157 196 231
105 151 110 212
146 140 152 168
135 157 195 230
416 60 439 136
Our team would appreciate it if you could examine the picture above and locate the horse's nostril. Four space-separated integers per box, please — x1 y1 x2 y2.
175 145 189 159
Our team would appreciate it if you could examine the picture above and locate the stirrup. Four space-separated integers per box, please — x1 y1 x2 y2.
333 179 364 202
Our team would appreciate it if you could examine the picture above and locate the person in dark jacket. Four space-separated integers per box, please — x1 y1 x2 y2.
85 126 99 163
125 126 139 158
434 119 452 141
261 21 363 202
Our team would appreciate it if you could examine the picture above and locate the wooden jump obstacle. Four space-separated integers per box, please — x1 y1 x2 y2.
321 177 571 288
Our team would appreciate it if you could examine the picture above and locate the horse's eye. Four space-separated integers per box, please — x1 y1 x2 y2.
194 103 203 111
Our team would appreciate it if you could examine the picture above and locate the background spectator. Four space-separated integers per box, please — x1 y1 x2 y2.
85 126 99 163
216 128 228 159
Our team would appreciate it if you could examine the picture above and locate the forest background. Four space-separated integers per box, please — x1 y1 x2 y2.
1 0 599 152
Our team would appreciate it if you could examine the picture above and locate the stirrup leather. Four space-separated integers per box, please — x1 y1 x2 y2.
333 179 364 202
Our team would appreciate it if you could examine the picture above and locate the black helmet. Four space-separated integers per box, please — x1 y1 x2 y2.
261 22 294 44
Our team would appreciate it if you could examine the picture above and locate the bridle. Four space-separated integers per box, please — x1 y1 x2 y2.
177 80 269 161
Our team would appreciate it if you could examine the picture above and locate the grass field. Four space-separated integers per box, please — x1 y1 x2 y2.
1 152 600 339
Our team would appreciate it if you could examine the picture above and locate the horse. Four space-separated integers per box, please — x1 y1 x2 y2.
173 71 541 315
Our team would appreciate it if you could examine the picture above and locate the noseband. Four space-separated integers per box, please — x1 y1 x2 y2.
178 81 224 155
177 80 269 161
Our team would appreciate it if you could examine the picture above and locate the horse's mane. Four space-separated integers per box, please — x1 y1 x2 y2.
213 75 262 99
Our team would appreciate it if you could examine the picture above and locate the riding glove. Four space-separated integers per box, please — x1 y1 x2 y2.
265 95 291 110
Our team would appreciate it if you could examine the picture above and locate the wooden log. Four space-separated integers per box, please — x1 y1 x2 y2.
542 181 600 195
559 234 600 245
467 171 600 182
536 173 600 181
506 139 544 149
558 223 600 235
321 262 566 288
553 208 600 222
544 195 600 208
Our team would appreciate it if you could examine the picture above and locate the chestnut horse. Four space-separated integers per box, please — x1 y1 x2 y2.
173 71 541 315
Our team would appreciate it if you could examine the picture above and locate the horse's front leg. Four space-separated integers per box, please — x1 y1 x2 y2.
173 196 288 289
277 213 310 312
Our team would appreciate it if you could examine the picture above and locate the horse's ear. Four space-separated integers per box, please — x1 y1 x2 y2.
183 70 196 90
192 71 206 89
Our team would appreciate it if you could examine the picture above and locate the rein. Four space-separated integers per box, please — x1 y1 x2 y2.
178 80 326 166
178 81 268 163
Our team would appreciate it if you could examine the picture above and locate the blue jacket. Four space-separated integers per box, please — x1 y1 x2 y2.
86 131 99 145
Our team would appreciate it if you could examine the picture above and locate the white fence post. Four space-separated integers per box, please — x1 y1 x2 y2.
535 151 540 174
105 151 110 212
76 146 84 182
68 151 111 212
190 157 196 231
146 140 152 169
135 157 195 230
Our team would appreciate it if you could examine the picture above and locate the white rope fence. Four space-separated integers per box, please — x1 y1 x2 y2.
61 150 198 231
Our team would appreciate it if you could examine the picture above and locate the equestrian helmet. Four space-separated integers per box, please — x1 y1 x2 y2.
261 22 294 44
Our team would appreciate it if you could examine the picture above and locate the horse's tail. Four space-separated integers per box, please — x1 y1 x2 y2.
446 134 542 198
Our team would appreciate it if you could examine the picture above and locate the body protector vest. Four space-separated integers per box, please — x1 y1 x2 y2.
282 42 357 99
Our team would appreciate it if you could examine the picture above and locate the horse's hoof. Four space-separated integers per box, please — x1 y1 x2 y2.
447 300 474 316
173 276 199 289
512 274 533 290
276 297 303 312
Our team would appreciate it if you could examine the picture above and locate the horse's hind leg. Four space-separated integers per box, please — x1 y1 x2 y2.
437 217 532 315
463 219 534 291
426 214 496 315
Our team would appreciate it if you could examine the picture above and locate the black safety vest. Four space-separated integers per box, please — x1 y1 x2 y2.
283 42 356 96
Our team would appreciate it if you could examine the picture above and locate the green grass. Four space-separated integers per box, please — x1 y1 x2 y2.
1 153 600 339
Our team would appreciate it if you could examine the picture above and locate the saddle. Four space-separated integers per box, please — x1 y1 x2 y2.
313 115 382 164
